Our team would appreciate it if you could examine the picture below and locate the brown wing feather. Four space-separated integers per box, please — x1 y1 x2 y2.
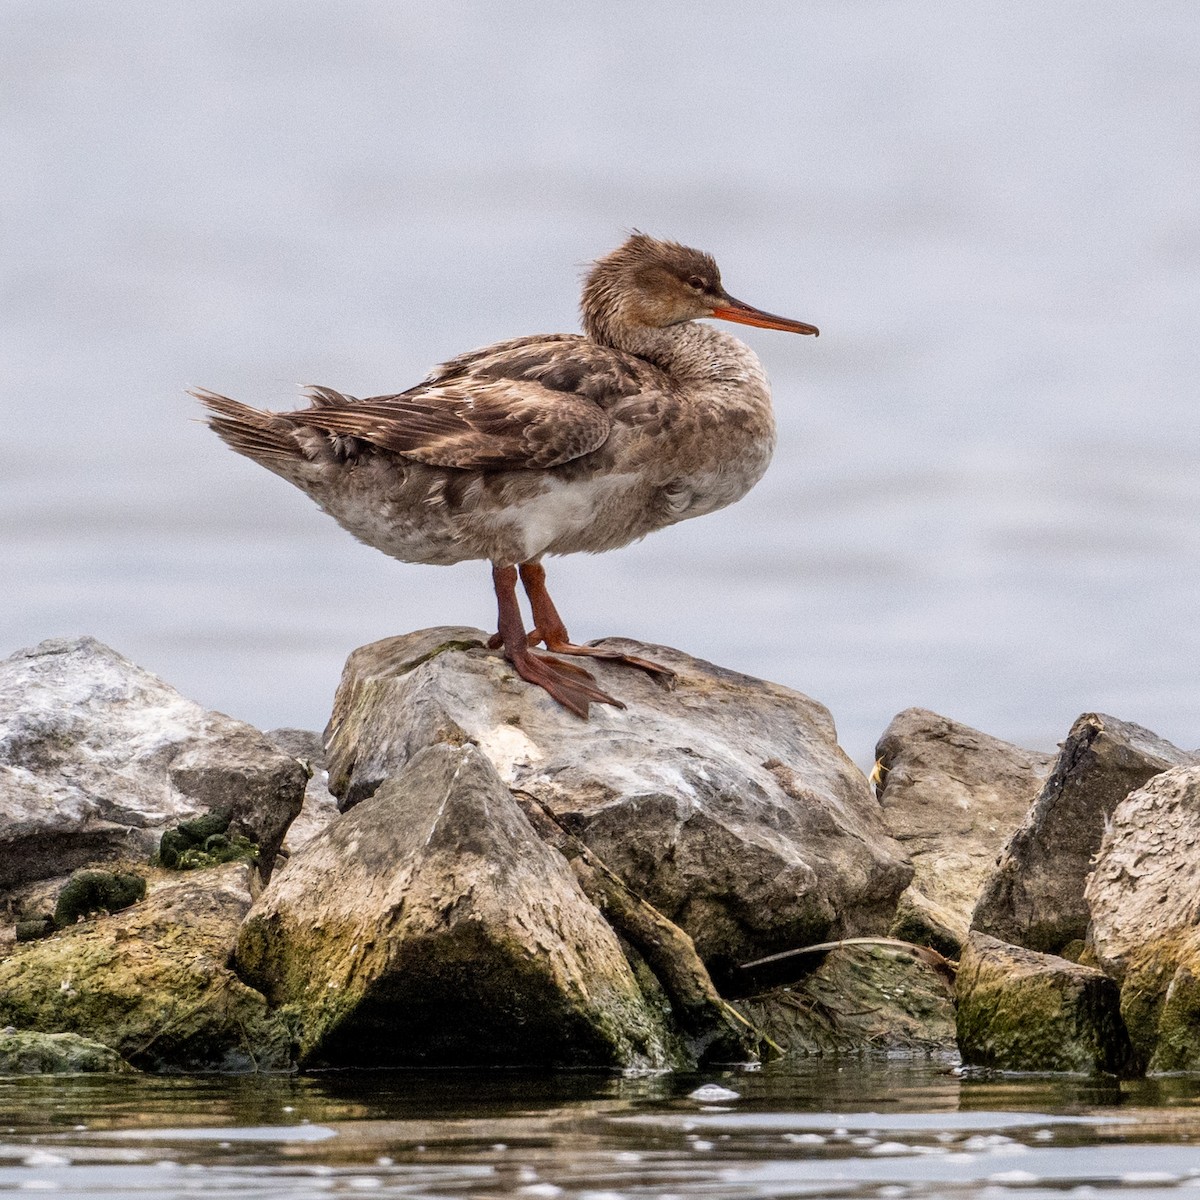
291 336 664 471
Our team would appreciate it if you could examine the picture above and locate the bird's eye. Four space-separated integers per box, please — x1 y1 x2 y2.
686 275 708 292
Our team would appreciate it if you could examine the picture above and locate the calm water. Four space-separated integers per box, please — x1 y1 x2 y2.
5 1062 1200 1198
4 2 1200 767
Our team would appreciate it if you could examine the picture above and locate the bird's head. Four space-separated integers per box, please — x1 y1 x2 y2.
581 232 818 345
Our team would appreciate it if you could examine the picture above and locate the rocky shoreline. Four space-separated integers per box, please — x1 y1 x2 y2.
1 633 1196 1076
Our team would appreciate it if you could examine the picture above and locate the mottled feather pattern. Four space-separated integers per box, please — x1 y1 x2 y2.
274 336 672 472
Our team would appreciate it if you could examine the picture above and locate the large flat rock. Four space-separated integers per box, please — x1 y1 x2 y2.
235 742 680 1070
322 628 912 972
0 637 307 889
1086 764 1200 1072
971 713 1196 955
874 708 1051 952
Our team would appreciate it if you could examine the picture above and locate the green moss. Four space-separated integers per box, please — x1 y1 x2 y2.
54 871 146 929
15 915 56 943
957 959 1135 1075
158 811 259 869
398 639 484 675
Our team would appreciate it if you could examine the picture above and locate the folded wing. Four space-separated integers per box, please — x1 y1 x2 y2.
295 335 660 471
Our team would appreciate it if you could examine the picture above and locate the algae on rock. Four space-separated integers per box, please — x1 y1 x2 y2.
737 941 957 1057
236 742 684 1070
1086 764 1200 1072
0 1030 133 1075
955 933 1135 1075
0 864 293 1071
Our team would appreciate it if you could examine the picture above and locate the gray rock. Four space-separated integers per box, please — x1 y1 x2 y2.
1086 764 1200 1071
235 742 681 1070
0 1030 134 1074
0 637 307 889
264 728 340 852
955 932 1135 1075
971 714 1196 954
323 628 912 972
874 708 1051 952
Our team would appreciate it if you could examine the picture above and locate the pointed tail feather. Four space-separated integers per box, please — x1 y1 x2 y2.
191 387 304 466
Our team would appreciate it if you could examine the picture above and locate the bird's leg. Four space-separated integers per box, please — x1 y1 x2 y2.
517 561 676 683
491 564 624 718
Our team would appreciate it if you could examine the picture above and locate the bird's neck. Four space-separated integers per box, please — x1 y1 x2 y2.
588 318 767 387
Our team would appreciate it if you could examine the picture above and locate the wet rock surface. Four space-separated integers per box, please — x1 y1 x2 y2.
0 863 292 1072
0 1030 134 1074
737 941 957 1056
971 714 1197 955
1086 764 1200 1071
955 932 1135 1075
236 742 680 1070
323 627 912 973
0 637 307 891
874 708 1051 952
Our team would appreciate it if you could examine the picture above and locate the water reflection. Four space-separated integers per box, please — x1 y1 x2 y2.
3 1062 1200 1197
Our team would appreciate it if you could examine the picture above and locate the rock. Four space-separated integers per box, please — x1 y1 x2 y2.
236 742 680 1070
1086 764 1200 1071
955 932 1135 1075
737 941 957 1056
0 637 307 890
0 1030 134 1074
323 628 912 972
0 863 293 1071
265 728 340 852
888 889 970 961
874 708 1051 952
972 714 1197 954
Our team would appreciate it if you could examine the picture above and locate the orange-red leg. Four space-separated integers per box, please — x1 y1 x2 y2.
491 564 623 718
518 561 675 682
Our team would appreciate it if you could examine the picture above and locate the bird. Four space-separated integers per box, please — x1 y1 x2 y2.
195 233 818 717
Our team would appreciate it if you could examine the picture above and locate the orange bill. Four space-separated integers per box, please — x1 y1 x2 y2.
711 296 819 336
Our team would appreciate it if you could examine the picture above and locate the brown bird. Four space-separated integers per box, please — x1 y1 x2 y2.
195 233 818 716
